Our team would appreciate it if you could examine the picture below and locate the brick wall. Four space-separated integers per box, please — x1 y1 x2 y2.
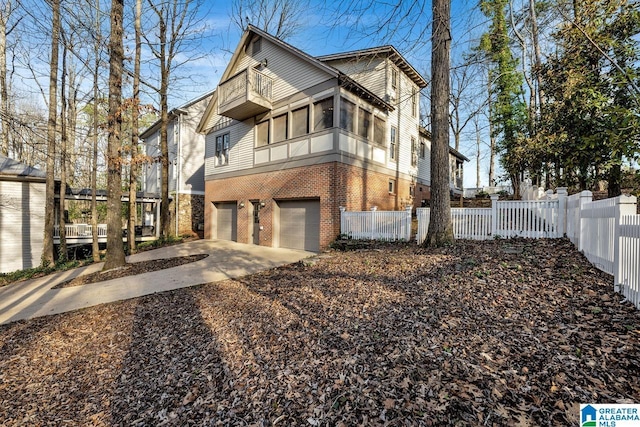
204 162 419 249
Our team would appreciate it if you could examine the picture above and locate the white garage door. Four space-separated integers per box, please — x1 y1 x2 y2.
278 200 320 252
215 202 237 241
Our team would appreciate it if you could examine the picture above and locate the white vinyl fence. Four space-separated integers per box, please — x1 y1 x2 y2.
340 207 412 242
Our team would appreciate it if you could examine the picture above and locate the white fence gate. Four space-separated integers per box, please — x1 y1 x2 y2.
340 207 411 242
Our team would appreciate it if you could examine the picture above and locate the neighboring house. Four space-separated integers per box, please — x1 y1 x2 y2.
141 91 214 237
0 155 46 273
197 25 468 252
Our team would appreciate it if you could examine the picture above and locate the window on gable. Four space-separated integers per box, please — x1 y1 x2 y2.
256 120 269 147
374 116 385 145
216 133 230 165
252 37 262 55
314 97 333 131
411 136 417 166
340 98 356 133
292 106 309 138
412 88 418 117
358 107 371 139
273 113 288 143
391 68 398 90
390 126 397 160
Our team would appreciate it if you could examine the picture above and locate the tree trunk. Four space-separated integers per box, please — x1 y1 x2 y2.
103 0 126 270
159 15 171 239
425 0 453 247
0 1 10 156
91 0 101 262
128 0 142 254
608 162 622 198
58 39 68 262
43 0 60 267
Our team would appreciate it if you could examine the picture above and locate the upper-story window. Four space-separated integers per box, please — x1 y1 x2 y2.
340 98 356 133
420 141 426 158
391 68 398 91
252 37 262 55
292 106 309 138
273 114 288 143
358 107 371 139
411 137 417 166
412 88 418 117
373 116 385 145
390 126 397 160
216 133 230 165
256 120 269 147
314 97 333 131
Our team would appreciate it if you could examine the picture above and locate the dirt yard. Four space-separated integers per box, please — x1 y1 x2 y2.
0 238 638 426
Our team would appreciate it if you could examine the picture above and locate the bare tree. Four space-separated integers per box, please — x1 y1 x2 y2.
0 0 18 156
424 0 453 246
128 0 141 254
58 36 68 261
42 0 60 266
230 0 308 39
91 0 102 262
144 0 205 238
103 0 125 270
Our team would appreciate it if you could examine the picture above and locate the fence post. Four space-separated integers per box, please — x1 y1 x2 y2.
577 191 592 252
370 206 377 239
339 206 346 237
556 187 568 237
405 205 412 241
614 195 638 292
490 194 499 237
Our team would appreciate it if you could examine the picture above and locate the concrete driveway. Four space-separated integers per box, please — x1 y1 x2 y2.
0 240 314 325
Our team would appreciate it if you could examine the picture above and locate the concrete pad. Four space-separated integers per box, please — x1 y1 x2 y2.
0 240 313 325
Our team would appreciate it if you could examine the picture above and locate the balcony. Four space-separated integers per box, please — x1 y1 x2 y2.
218 68 273 121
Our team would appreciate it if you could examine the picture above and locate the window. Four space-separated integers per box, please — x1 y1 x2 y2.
412 88 418 117
273 114 288 143
256 120 269 147
340 98 355 133
314 97 333 131
411 137 417 166
291 106 309 138
252 37 262 55
358 107 371 139
373 116 385 145
388 179 396 194
409 185 415 197
216 133 230 165
420 141 426 159
390 126 397 160
391 68 398 90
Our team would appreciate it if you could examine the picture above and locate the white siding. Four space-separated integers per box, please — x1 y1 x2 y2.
416 136 432 185
0 180 46 273
177 96 209 194
204 119 254 176
391 71 420 184
144 133 161 194
325 57 387 99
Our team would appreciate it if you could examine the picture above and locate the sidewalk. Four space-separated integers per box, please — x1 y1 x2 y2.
0 240 313 325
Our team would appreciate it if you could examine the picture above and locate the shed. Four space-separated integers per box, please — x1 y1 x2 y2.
0 155 47 273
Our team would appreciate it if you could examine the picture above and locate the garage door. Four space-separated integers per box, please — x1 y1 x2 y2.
278 200 320 252
215 202 237 241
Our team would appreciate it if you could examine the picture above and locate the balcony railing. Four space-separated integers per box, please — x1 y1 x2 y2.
218 68 273 121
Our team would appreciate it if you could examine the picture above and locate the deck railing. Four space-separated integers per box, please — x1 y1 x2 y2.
218 68 273 107
54 223 107 238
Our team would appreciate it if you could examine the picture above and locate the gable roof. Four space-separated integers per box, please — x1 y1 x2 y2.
0 155 46 180
419 127 470 162
197 25 394 134
317 46 428 89
141 90 215 139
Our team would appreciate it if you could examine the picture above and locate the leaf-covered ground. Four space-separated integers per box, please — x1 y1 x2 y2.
0 238 638 426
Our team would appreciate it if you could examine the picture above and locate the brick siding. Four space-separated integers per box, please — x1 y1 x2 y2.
205 162 426 249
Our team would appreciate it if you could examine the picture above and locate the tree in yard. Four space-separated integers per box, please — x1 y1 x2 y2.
144 0 206 238
0 0 19 157
424 0 454 246
230 0 309 40
103 0 126 270
128 0 142 254
42 0 60 267
480 0 528 197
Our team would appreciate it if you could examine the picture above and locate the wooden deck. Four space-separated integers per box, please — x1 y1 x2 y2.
53 224 158 245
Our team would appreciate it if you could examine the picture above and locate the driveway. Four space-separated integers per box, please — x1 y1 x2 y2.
0 240 313 325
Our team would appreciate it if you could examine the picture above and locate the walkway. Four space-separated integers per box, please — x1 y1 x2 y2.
0 240 313 325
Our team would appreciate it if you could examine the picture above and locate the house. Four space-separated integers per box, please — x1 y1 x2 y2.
197 25 467 252
0 155 46 273
141 91 214 237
